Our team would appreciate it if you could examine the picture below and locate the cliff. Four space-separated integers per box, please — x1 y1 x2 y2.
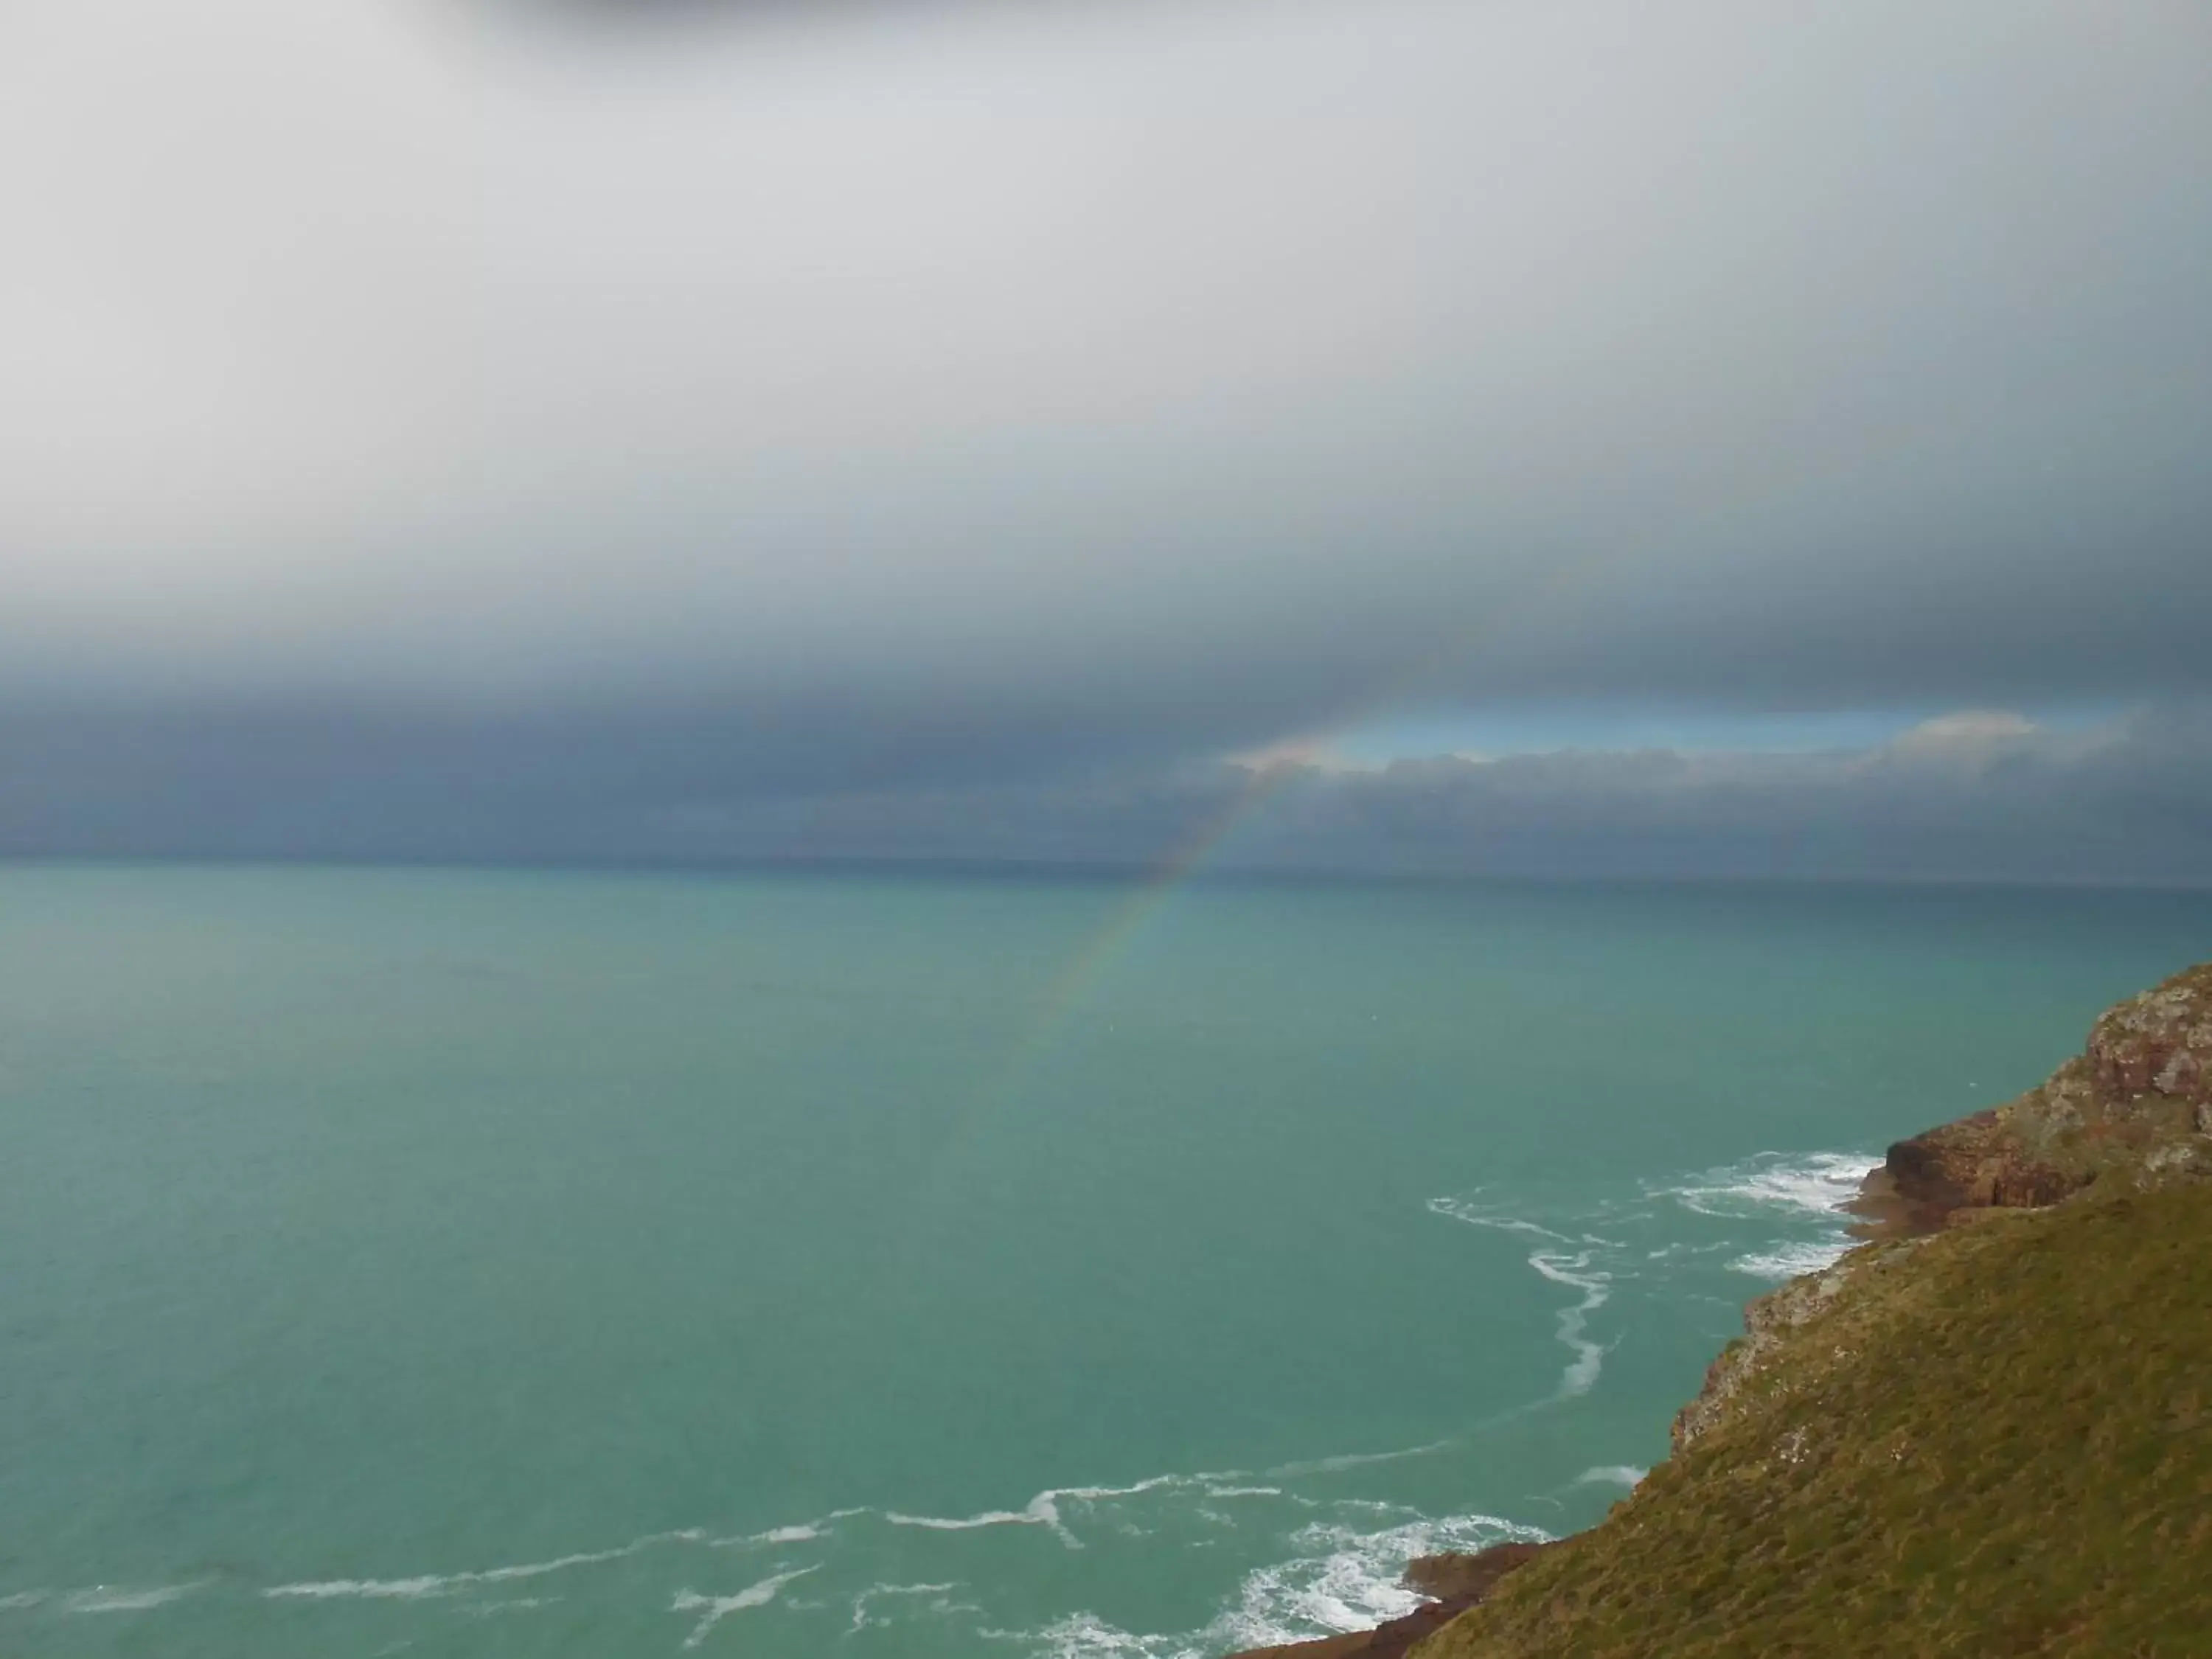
1669 961 2212 1462
1239 963 2212 1659
1414 961 2212 1658
1422 1179 2212 1657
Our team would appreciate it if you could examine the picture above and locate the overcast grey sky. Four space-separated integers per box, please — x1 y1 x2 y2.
4 0 2210 877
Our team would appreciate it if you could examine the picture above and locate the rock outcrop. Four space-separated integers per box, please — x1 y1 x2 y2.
1850 961 2212 1236
1398 1543 1551 1602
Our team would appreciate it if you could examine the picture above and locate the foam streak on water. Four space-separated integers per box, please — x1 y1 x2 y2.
671 1566 818 1649
61 1584 205 1615
1729 1239 1853 1280
850 1581 962 1633
1427 1194 1621 1396
13 1147 1893 1659
1528 1248 1613 1397
22 1150 1895 1657
262 1528 712 1601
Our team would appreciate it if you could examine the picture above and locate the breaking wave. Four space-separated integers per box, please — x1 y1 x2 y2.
1656 1151 1880 1222
1655 1149 1880 1279
980 1508 1551 1659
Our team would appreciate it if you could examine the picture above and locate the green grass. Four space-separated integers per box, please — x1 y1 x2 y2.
1419 1183 2212 1658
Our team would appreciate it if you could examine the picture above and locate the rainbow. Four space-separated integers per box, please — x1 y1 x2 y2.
936 541 1628 1179
970 759 1298 1111
970 400 1936 1088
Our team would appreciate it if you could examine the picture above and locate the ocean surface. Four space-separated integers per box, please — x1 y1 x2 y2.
3 864 2207 1658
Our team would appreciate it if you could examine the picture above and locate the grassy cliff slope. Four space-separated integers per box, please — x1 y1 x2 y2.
1421 1184 2212 1657
1420 962 2212 1659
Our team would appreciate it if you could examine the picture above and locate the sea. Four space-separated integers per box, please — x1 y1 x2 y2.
3 863 2206 1658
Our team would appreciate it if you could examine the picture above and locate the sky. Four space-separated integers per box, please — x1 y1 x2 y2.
4 0 2211 882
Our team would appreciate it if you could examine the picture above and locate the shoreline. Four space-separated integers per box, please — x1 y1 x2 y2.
1226 1543 1557 1659
1231 961 2212 1658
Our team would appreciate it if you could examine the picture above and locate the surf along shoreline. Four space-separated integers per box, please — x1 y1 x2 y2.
1228 961 2212 1659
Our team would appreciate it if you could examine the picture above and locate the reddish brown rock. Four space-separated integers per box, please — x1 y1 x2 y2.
2086 961 2212 1107
1850 962 2212 1238
1870 1104 2088 1232
1400 1543 1553 1601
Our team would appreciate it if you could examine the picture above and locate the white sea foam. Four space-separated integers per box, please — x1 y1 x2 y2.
266 1576 451 1602
1528 1248 1613 1397
705 1506 871 1550
987 1610 1167 1658
1428 1190 1623 1397
1267 1441 1451 1478
981 1509 1549 1659
1222 1509 1549 1648
221 1455 1551 1659
1573 1464 1648 1489
263 1528 709 1601
1660 1152 1880 1221
671 1565 817 1649
1649 1150 1879 1281
1425 1194 1572 1242
888 1472 1228 1551
849 1581 962 1632
1051 1474 1194 1506
62 1582 205 1614
888 1488 1079 1548
0 1593 48 1611
1730 1239 1856 1280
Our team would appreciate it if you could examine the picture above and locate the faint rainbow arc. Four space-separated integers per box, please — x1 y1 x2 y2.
968 760 1298 1105
953 539 1625 1144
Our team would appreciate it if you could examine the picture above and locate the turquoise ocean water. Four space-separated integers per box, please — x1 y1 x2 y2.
2 864 2207 1658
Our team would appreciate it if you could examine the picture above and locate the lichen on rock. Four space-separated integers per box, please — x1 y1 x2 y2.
2086 961 2212 1105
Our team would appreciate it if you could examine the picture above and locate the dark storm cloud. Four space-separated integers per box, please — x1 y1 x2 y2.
6 703 2208 886
594 706 2212 886
4 0 2211 872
